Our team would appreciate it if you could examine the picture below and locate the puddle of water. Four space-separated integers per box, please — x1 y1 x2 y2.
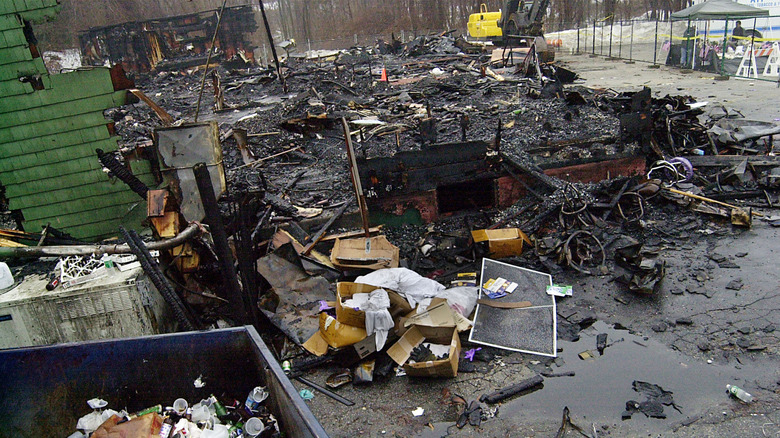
500 320 753 434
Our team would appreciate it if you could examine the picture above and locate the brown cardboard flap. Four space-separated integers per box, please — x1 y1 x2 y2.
302 331 329 356
387 325 424 366
336 282 412 328
476 299 533 309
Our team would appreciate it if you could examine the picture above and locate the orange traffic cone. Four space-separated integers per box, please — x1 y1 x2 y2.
380 67 388 82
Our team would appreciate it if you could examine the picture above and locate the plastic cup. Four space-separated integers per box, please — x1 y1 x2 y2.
201 424 230 438
173 398 188 415
243 417 264 437
190 404 211 422
244 386 268 411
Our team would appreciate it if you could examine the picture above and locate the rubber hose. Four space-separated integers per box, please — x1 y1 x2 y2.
120 227 195 331
96 149 149 199
668 157 694 182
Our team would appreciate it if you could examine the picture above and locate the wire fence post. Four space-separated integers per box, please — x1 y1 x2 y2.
628 19 634 63
609 19 614 58
592 20 596 55
618 20 623 59
652 18 660 67
601 21 605 55
577 25 580 54
721 17 729 76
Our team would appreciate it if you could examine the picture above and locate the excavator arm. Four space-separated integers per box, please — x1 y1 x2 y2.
499 0 550 36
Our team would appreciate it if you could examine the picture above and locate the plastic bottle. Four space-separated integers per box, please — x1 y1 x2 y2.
726 384 754 403
159 416 174 438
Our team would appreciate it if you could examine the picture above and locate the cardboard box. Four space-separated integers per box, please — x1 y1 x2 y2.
387 325 460 378
471 228 532 258
336 282 413 328
330 235 400 270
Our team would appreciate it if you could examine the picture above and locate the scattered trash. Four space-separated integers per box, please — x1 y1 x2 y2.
546 285 573 297
464 348 482 362
623 381 681 420
5 4 780 436
193 375 206 388
578 350 596 361
480 374 544 404
299 389 315 400
726 384 754 403
412 407 425 417
325 369 353 389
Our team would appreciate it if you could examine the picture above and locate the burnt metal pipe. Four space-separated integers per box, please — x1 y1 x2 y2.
0 222 202 259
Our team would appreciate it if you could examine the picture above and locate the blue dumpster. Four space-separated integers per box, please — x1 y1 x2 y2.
0 326 329 437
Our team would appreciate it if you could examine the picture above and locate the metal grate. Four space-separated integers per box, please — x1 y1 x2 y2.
469 258 557 357
56 288 134 320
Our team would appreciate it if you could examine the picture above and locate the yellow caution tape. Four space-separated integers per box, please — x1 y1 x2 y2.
658 33 779 42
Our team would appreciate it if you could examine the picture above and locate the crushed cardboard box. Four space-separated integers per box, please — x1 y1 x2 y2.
387 325 460 378
471 228 532 258
387 299 468 377
336 281 413 328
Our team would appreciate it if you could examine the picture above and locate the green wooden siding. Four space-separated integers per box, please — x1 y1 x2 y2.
0 1 156 242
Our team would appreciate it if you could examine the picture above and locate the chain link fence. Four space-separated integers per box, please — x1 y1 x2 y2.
547 16 780 84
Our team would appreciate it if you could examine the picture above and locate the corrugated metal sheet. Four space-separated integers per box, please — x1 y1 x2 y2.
0 0 155 242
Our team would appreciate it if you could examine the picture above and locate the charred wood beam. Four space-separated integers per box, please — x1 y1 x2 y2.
686 155 780 167
706 190 768 201
500 162 544 201
519 204 560 235
500 152 561 191
121 227 197 331
302 201 351 256
524 135 616 154
257 0 287 93
237 199 261 327
194 162 249 325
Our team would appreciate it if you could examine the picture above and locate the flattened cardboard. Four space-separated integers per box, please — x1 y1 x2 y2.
330 235 400 270
471 228 532 258
402 299 472 332
387 325 461 378
336 282 412 328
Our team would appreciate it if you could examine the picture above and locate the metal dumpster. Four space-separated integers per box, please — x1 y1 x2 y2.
0 326 329 437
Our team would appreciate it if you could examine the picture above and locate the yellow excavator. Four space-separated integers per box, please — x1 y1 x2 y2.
467 0 554 62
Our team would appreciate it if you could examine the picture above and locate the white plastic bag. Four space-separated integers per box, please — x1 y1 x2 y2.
439 286 479 318
356 268 445 309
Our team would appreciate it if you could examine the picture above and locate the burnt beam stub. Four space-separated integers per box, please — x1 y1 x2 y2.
360 140 497 199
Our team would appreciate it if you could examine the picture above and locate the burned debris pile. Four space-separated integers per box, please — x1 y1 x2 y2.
2 22 778 435
89 29 779 366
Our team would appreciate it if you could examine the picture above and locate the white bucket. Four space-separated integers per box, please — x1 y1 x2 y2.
0 262 13 289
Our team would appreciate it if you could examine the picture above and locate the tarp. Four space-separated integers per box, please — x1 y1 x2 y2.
671 0 769 21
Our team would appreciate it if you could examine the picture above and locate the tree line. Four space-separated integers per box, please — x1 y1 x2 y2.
35 0 692 51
